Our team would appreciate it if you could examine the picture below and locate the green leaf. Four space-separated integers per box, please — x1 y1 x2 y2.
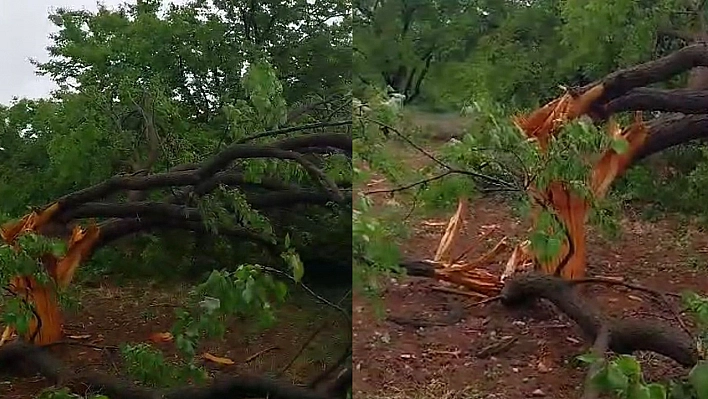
576 352 601 364
287 253 305 283
615 355 642 379
546 237 562 259
274 281 288 301
592 362 629 392
689 361 708 399
627 384 651 399
611 137 630 154
645 383 667 399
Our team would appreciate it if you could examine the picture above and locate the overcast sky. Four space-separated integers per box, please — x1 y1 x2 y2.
0 1 183 105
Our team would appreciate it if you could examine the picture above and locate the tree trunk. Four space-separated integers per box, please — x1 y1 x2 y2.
2 208 101 345
506 42 708 280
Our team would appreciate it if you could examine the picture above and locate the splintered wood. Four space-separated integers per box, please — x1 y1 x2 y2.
426 198 506 298
0 203 101 346
506 84 649 280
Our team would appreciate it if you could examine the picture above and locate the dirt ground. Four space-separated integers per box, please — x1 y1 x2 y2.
353 189 708 399
2 281 349 398
353 114 708 399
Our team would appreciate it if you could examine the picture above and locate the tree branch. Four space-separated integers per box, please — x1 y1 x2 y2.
48 133 348 217
606 87 708 114
588 42 708 102
236 120 351 144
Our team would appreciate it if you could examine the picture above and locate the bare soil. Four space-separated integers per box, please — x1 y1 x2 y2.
2 281 349 398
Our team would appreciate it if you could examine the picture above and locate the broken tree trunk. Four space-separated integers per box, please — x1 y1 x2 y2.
1 205 100 345
507 43 708 280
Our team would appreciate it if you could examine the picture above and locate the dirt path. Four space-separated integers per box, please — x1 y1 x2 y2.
2 282 349 398
353 193 708 398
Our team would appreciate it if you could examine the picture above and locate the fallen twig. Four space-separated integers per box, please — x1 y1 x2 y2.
466 295 502 308
245 346 279 363
386 303 465 328
278 321 329 376
476 336 517 358
363 171 454 195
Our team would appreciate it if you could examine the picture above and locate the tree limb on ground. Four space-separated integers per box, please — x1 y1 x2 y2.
400 261 698 366
0 341 343 399
500 273 699 367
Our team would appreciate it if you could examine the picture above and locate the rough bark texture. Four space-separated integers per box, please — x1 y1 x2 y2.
584 42 708 161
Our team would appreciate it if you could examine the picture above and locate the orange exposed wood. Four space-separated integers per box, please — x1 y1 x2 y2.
55 225 101 288
434 198 468 263
508 85 646 280
425 200 509 297
9 276 63 345
1 203 101 346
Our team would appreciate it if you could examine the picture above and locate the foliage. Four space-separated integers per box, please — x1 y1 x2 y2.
354 0 708 224
352 91 419 300
0 0 352 283
578 349 708 399
613 146 708 223
354 0 489 104
355 0 706 110
170 265 289 359
121 343 207 388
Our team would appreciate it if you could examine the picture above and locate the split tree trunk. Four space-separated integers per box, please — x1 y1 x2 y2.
511 40 708 280
1 206 100 345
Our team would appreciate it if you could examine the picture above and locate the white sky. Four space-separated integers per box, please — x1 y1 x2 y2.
0 0 183 105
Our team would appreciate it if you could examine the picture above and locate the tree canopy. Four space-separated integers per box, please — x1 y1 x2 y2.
355 0 708 108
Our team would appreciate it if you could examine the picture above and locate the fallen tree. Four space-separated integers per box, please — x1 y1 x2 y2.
499 272 698 367
396 205 697 368
0 121 352 346
389 205 702 396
